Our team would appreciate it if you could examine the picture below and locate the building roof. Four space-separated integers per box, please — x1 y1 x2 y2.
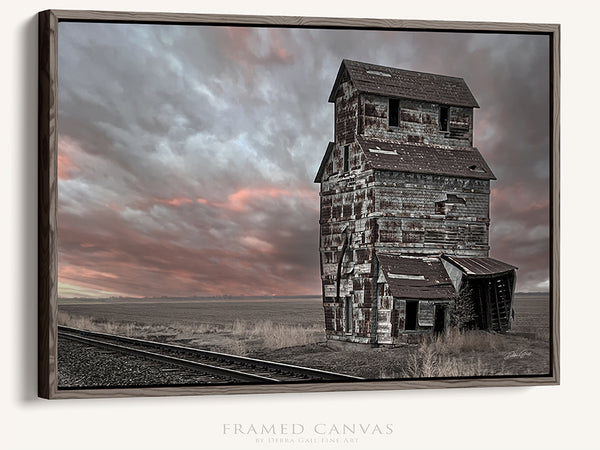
442 255 518 277
377 253 457 299
328 59 479 108
357 137 496 180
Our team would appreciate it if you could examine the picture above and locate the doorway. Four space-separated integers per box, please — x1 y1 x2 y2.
405 301 418 331
434 305 446 333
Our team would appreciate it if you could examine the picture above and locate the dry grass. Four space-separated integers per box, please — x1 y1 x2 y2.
426 328 513 354
399 329 514 378
58 311 324 357
58 311 173 337
218 338 250 356
230 319 323 349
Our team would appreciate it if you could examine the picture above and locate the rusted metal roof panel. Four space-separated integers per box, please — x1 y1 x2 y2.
377 253 457 299
329 59 479 108
357 137 496 180
442 255 518 276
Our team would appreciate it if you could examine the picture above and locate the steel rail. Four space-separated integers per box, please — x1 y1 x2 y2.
58 325 364 382
58 329 279 383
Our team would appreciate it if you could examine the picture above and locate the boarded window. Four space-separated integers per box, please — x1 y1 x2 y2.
418 302 435 326
389 99 399 127
439 106 449 131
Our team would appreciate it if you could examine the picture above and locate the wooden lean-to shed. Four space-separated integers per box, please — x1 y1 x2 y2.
314 60 517 346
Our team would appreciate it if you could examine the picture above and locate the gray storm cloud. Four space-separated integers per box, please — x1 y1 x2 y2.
57 23 550 297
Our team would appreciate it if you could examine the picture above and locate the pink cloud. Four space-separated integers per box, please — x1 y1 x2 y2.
491 185 549 213
210 186 318 212
57 135 81 180
220 27 292 80
271 30 291 62
104 202 122 212
57 202 321 298
57 153 76 180
150 189 316 212
240 235 275 253
225 187 290 211
154 197 195 206
60 265 119 281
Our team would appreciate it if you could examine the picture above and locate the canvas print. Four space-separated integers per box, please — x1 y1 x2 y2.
55 21 552 389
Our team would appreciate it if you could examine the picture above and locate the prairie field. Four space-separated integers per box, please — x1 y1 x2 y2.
58 293 551 379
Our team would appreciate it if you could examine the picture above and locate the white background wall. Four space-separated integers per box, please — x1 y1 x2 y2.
3 1 598 449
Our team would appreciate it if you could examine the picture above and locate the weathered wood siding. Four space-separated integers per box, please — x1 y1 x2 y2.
372 171 490 256
359 94 474 147
335 80 359 145
320 154 378 339
319 68 491 343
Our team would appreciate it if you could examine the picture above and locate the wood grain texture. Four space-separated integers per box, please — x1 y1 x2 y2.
550 27 560 386
51 375 559 399
38 9 59 399
47 9 559 33
37 9 560 399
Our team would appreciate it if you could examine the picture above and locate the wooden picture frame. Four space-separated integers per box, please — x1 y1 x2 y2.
38 9 560 399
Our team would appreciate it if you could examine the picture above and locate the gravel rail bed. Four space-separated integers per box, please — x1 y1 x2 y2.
58 337 233 388
58 326 362 386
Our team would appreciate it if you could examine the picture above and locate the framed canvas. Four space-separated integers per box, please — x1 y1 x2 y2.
38 9 560 399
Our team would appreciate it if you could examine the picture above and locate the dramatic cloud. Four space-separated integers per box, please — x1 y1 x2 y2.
57 24 550 297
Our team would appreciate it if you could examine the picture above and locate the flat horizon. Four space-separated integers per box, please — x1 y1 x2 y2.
58 291 550 301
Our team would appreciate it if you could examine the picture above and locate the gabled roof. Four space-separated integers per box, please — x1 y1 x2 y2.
357 137 496 180
377 253 457 299
442 255 517 277
328 59 479 108
314 142 335 183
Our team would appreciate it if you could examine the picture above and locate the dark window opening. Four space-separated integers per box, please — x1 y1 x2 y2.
434 306 446 333
435 194 466 215
435 201 447 215
335 234 349 302
446 194 466 204
345 296 353 333
468 164 486 173
439 106 449 131
405 300 418 331
343 145 350 173
389 99 399 127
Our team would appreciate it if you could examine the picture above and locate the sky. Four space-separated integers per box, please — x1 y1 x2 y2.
57 23 550 298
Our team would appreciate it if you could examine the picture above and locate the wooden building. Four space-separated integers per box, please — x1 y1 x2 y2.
314 60 517 345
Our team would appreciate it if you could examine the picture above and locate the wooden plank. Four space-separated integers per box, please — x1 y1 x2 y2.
38 10 59 400
47 373 562 399
476 282 486 329
499 277 510 327
485 281 493 331
550 25 560 386
418 302 434 326
492 278 503 332
46 9 560 34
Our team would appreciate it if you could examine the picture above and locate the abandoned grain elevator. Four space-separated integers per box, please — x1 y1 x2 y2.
315 60 517 345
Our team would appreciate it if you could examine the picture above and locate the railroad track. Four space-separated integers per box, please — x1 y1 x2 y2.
58 326 363 384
